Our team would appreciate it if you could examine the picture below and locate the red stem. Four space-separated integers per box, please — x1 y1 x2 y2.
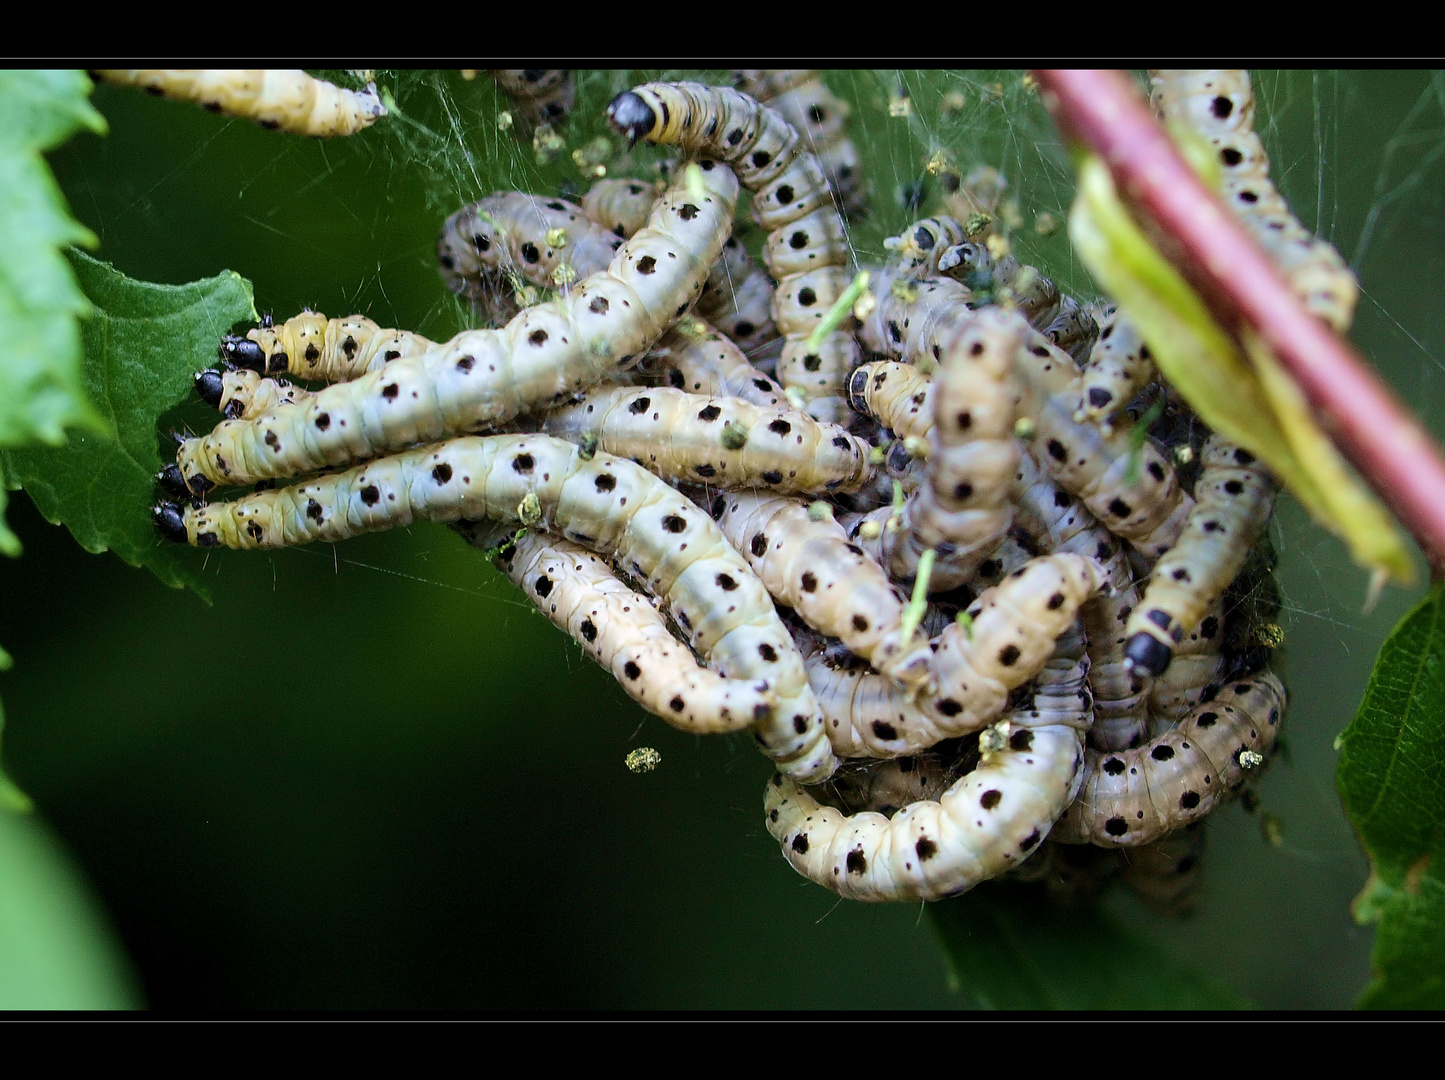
1034 68 1445 577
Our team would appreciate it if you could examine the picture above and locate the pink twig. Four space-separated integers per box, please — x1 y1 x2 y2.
1034 68 1445 577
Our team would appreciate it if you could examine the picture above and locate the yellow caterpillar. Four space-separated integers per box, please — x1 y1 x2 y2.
95 70 385 137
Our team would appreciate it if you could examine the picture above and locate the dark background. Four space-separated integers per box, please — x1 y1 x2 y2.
2 70 1442 1008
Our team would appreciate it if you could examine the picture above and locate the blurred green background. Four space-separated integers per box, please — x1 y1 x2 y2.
2 69 1442 1009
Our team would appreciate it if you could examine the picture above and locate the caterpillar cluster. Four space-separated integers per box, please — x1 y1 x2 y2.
153 74 1296 908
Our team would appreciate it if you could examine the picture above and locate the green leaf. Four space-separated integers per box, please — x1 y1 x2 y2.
1338 580 1445 1009
930 882 1250 1010
2 251 255 594
0 70 107 452
0 808 140 1007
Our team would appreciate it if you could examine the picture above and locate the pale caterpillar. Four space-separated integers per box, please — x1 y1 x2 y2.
1012 453 1150 753
437 192 624 311
821 752 957 818
846 362 933 443
1075 305 1156 430
715 493 931 687
762 645 1091 901
883 216 970 278
489 70 574 134
633 317 786 409
1120 823 1205 915
155 433 837 782
1125 438 1278 676
850 308 1021 591
608 81 861 424
735 70 868 219
94 70 385 137
1013 330 1193 558
196 367 311 422
218 312 435 383
539 386 872 495
794 554 1105 758
171 160 740 494
457 525 774 734
692 231 783 364
1149 70 1357 333
857 266 974 369
1051 670 1285 848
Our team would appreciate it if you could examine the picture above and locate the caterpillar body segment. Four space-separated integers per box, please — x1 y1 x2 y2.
763 649 1091 901
715 494 930 687
174 161 740 492
607 81 859 422
221 312 434 383
1150 70 1357 333
847 362 933 443
539 386 872 495
736 70 867 219
582 177 660 239
884 216 970 278
1015 332 1193 558
460 526 773 734
438 192 623 305
799 554 1106 758
1013 454 1150 752
489 69 574 133
695 232 781 363
1038 296 1099 363
1052 670 1285 848
1126 438 1278 677
1121 824 1205 914
1076 305 1155 430
851 310 1022 590
96 70 385 137
160 433 836 782
636 317 785 408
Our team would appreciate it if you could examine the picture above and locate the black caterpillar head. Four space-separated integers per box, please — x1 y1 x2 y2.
219 335 268 372
152 501 188 543
606 92 656 145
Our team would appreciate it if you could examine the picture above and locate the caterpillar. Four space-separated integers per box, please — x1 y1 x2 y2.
794 554 1105 758
437 192 624 311
762 646 1091 902
94 70 385 137
850 308 1021 590
883 216 970 278
581 177 660 240
692 230 782 364
218 312 435 383
1051 670 1285 848
1014 330 1193 558
458 525 774 735
715 493 931 687
1149 70 1357 334
171 159 740 494
857 265 975 369
608 81 861 424
489 70 574 134
633 317 786 409
822 752 957 818
1012 453 1150 753
539 386 872 495
196 367 311 422
735 70 868 220
846 362 933 442
155 433 837 782
1075 305 1155 431
1125 438 1278 676
1147 602 1226 734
